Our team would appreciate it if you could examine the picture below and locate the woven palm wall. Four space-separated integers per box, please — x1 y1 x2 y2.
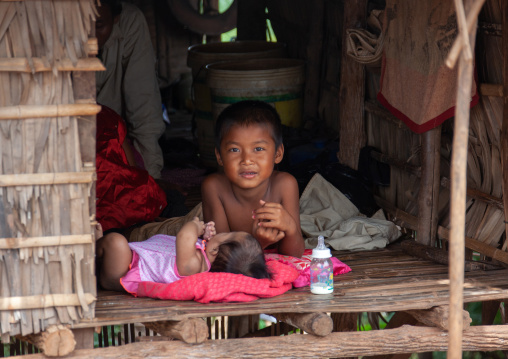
0 0 102 339
366 0 506 256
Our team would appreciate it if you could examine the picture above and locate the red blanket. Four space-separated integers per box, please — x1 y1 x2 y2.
137 261 299 303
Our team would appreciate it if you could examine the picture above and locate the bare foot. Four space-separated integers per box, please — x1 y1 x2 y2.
203 221 216 241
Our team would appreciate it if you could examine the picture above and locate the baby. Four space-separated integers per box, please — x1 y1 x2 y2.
96 217 271 293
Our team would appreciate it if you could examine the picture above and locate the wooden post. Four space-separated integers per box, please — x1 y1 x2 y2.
72 328 94 350
19 325 76 357
337 0 367 170
142 319 208 344
501 0 508 262
273 312 333 337
417 126 441 246
447 0 477 357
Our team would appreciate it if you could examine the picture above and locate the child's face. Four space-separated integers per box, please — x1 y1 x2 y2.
215 124 283 190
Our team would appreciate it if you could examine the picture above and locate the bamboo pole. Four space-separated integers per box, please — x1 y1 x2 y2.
0 104 101 120
0 234 93 249
501 0 508 276
447 1 478 356
0 57 104 72
0 293 95 311
0 172 95 186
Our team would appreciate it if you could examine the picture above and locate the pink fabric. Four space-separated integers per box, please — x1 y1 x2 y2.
120 234 209 294
137 261 299 303
265 249 351 287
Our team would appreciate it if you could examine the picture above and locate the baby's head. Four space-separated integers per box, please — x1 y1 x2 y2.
214 100 283 152
206 231 271 279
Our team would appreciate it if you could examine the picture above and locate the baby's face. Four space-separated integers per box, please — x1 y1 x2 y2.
215 124 283 191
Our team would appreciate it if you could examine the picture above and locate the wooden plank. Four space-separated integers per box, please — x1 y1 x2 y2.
22 325 508 358
0 172 95 187
0 57 105 72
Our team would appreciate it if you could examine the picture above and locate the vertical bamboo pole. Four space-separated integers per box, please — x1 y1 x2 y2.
417 126 441 246
448 0 476 357
501 0 508 261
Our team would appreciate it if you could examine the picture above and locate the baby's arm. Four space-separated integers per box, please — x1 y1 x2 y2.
253 175 304 257
176 217 206 276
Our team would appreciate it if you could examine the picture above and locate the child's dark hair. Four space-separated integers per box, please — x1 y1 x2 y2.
210 232 272 279
214 100 283 152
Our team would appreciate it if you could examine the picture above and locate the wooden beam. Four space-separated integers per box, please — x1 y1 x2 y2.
142 319 208 344
18 325 76 357
406 306 471 331
338 0 367 170
272 312 333 337
23 325 508 358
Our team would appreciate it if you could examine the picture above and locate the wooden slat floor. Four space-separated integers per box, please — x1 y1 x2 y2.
77 244 508 328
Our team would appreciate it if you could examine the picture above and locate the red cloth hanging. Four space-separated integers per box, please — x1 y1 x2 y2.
96 106 167 232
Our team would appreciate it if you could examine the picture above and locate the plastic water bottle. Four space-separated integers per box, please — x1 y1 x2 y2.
310 236 334 294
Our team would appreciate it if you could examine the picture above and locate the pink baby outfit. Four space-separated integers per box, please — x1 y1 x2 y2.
120 234 210 295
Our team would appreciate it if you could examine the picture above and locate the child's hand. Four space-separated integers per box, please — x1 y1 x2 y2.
203 221 216 241
252 200 297 235
252 218 285 249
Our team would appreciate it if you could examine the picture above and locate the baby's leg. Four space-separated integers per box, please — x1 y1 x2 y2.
96 232 133 292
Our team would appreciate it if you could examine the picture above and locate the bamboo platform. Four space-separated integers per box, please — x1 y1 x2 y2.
76 243 508 328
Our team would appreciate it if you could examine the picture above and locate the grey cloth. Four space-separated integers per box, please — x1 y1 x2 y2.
300 173 401 251
96 3 165 179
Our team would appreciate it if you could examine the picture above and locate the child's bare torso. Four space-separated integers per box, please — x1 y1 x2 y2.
205 171 287 234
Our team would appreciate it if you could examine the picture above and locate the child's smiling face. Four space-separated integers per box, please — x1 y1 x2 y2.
215 124 283 190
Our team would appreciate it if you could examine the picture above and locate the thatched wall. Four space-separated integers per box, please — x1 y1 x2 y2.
0 0 99 339
365 0 506 254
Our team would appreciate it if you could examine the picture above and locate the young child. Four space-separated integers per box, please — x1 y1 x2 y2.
95 217 271 293
201 100 304 258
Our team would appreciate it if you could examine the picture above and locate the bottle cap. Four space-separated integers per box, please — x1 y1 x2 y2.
312 235 331 258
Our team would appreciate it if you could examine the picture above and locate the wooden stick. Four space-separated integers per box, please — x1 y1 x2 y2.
448 0 477 355
0 293 95 311
0 57 104 72
0 103 101 120
18 325 76 357
446 0 486 69
142 319 208 344
23 325 508 358
480 83 503 97
0 234 93 249
272 312 333 337
406 306 471 331
0 172 95 186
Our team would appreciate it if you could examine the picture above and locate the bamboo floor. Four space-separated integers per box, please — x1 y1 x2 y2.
77 243 508 328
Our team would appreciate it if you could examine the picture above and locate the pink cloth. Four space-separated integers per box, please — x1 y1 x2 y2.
265 249 351 287
137 261 299 303
120 234 209 295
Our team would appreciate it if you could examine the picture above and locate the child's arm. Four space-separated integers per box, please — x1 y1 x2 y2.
201 175 231 233
176 217 206 276
253 174 304 257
